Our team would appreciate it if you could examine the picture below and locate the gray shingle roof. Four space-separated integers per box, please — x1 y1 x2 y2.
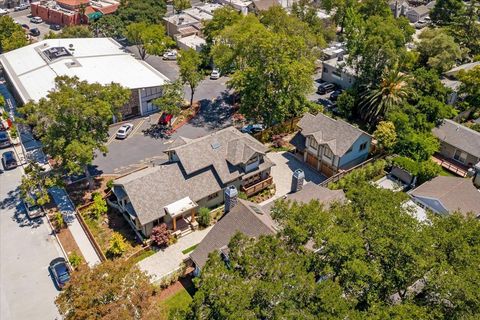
190 200 276 269
167 127 268 184
410 176 480 217
297 113 371 156
432 119 480 158
261 182 346 213
113 163 221 225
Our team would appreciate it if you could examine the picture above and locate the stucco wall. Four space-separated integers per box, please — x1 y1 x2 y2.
321 64 355 89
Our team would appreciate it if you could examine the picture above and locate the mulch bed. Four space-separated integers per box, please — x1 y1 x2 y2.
158 275 195 301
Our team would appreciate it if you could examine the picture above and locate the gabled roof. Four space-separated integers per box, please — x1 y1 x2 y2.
297 113 371 157
444 61 480 78
113 163 221 225
432 119 480 158
190 200 276 269
410 176 480 217
166 127 269 184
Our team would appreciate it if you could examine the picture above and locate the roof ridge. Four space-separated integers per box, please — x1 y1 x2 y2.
443 119 480 136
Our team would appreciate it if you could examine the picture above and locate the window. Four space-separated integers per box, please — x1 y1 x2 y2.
309 138 318 150
324 147 333 159
359 142 367 151
323 67 328 73
246 156 258 165
453 149 467 163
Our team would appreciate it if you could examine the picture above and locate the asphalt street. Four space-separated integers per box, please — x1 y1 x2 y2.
0 146 62 320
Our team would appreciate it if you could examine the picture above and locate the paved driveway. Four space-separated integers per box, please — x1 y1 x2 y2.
265 151 327 203
8 10 61 40
138 227 212 283
0 147 62 320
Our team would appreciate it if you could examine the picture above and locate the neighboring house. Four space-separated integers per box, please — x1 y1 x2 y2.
441 62 480 105
322 42 346 60
290 113 372 177
432 119 480 168
111 127 275 238
0 38 169 119
176 35 206 52
406 5 430 22
389 0 409 18
409 176 480 218
249 0 279 13
217 0 251 14
30 0 119 26
321 54 356 89
190 182 346 270
163 13 202 37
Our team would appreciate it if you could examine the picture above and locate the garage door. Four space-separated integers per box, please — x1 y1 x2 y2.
306 153 318 168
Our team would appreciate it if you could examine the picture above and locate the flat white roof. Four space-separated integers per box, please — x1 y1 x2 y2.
0 38 169 103
178 35 207 49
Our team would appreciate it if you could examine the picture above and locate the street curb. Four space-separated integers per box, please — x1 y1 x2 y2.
45 213 73 270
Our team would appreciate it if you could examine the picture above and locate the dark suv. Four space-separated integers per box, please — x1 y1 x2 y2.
0 131 10 148
2 151 17 170
317 83 336 95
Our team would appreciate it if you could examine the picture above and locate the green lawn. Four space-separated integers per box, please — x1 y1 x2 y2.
160 287 193 316
181 244 198 255
439 168 456 177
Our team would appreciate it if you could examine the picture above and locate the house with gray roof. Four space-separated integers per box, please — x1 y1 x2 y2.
111 127 274 238
432 119 480 170
409 176 480 218
406 4 431 22
190 182 346 270
290 113 372 177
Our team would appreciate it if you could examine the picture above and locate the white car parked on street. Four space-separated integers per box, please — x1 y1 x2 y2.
115 123 134 139
210 69 220 80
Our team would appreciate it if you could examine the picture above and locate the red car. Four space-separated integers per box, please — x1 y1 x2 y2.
158 113 173 126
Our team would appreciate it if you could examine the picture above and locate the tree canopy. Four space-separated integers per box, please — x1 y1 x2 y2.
125 22 173 60
0 15 28 53
44 26 93 39
20 76 130 188
178 49 204 107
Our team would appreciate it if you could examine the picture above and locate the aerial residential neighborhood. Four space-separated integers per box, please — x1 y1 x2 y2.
0 0 479 318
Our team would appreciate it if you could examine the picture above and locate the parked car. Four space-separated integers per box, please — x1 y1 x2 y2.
329 89 343 102
49 257 70 289
415 20 429 29
115 123 134 139
158 113 173 126
14 4 29 11
21 23 29 30
50 24 61 31
2 151 18 170
30 16 43 24
210 69 221 80
23 194 44 219
317 83 336 95
240 124 264 134
29 28 40 37
0 131 10 148
162 50 177 60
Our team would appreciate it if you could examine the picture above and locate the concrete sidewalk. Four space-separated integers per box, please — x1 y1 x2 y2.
138 227 212 283
49 187 101 267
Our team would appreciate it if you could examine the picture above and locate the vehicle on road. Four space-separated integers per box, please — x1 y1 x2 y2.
0 8 8 16
0 131 10 148
210 69 221 80
162 50 177 60
415 19 430 29
240 124 264 134
317 83 336 95
21 23 30 30
115 123 134 139
158 113 173 126
2 151 18 170
23 194 44 219
49 257 70 289
329 89 343 102
30 16 43 24
29 28 40 37
50 24 61 31
14 4 29 11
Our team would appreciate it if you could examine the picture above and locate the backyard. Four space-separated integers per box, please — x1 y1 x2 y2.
157 277 195 318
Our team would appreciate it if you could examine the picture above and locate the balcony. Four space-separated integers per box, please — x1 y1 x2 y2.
241 176 273 197
432 153 469 177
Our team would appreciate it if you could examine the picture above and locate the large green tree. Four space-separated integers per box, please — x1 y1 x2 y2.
0 15 28 53
20 76 130 189
125 22 173 60
431 0 465 26
457 65 480 114
153 79 184 125
91 15 125 38
115 0 167 25
178 49 203 107
415 28 462 74
212 15 314 127
44 26 93 39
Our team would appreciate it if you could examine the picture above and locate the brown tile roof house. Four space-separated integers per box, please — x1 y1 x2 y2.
432 119 480 160
190 183 346 269
410 176 480 217
112 127 275 237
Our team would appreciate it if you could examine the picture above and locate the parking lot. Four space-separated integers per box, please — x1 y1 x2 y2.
308 72 339 112
9 9 60 40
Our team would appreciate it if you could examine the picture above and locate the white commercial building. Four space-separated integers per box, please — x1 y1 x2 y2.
0 38 169 119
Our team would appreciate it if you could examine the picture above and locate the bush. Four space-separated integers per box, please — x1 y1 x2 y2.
329 160 387 191
150 223 171 248
106 179 114 190
88 193 108 220
107 232 127 258
69 251 82 269
238 191 248 200
197 207 211 227
271 133 289 149
53 212 64 230
392 156 441 185
9 124 17 139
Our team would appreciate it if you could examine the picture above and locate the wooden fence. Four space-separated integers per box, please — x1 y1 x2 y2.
75 211 107 262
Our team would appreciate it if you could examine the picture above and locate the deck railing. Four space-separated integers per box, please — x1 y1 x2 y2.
241 176 274 197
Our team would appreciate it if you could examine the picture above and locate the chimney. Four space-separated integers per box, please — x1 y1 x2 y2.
337 53 344 61
291 169 305 193
224 186 238 213
473 162 480 188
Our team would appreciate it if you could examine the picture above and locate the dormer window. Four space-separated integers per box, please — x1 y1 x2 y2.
309 138 318 150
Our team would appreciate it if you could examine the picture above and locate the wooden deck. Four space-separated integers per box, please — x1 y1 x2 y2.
241 176 273 197
432 154 469 177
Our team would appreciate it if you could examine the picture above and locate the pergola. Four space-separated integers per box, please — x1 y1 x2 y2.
164 197 198 231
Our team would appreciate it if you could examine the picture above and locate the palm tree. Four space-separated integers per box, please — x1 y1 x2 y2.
359 69 413 126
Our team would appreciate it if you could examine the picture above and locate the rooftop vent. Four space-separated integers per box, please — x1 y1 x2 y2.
211 141 221 150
